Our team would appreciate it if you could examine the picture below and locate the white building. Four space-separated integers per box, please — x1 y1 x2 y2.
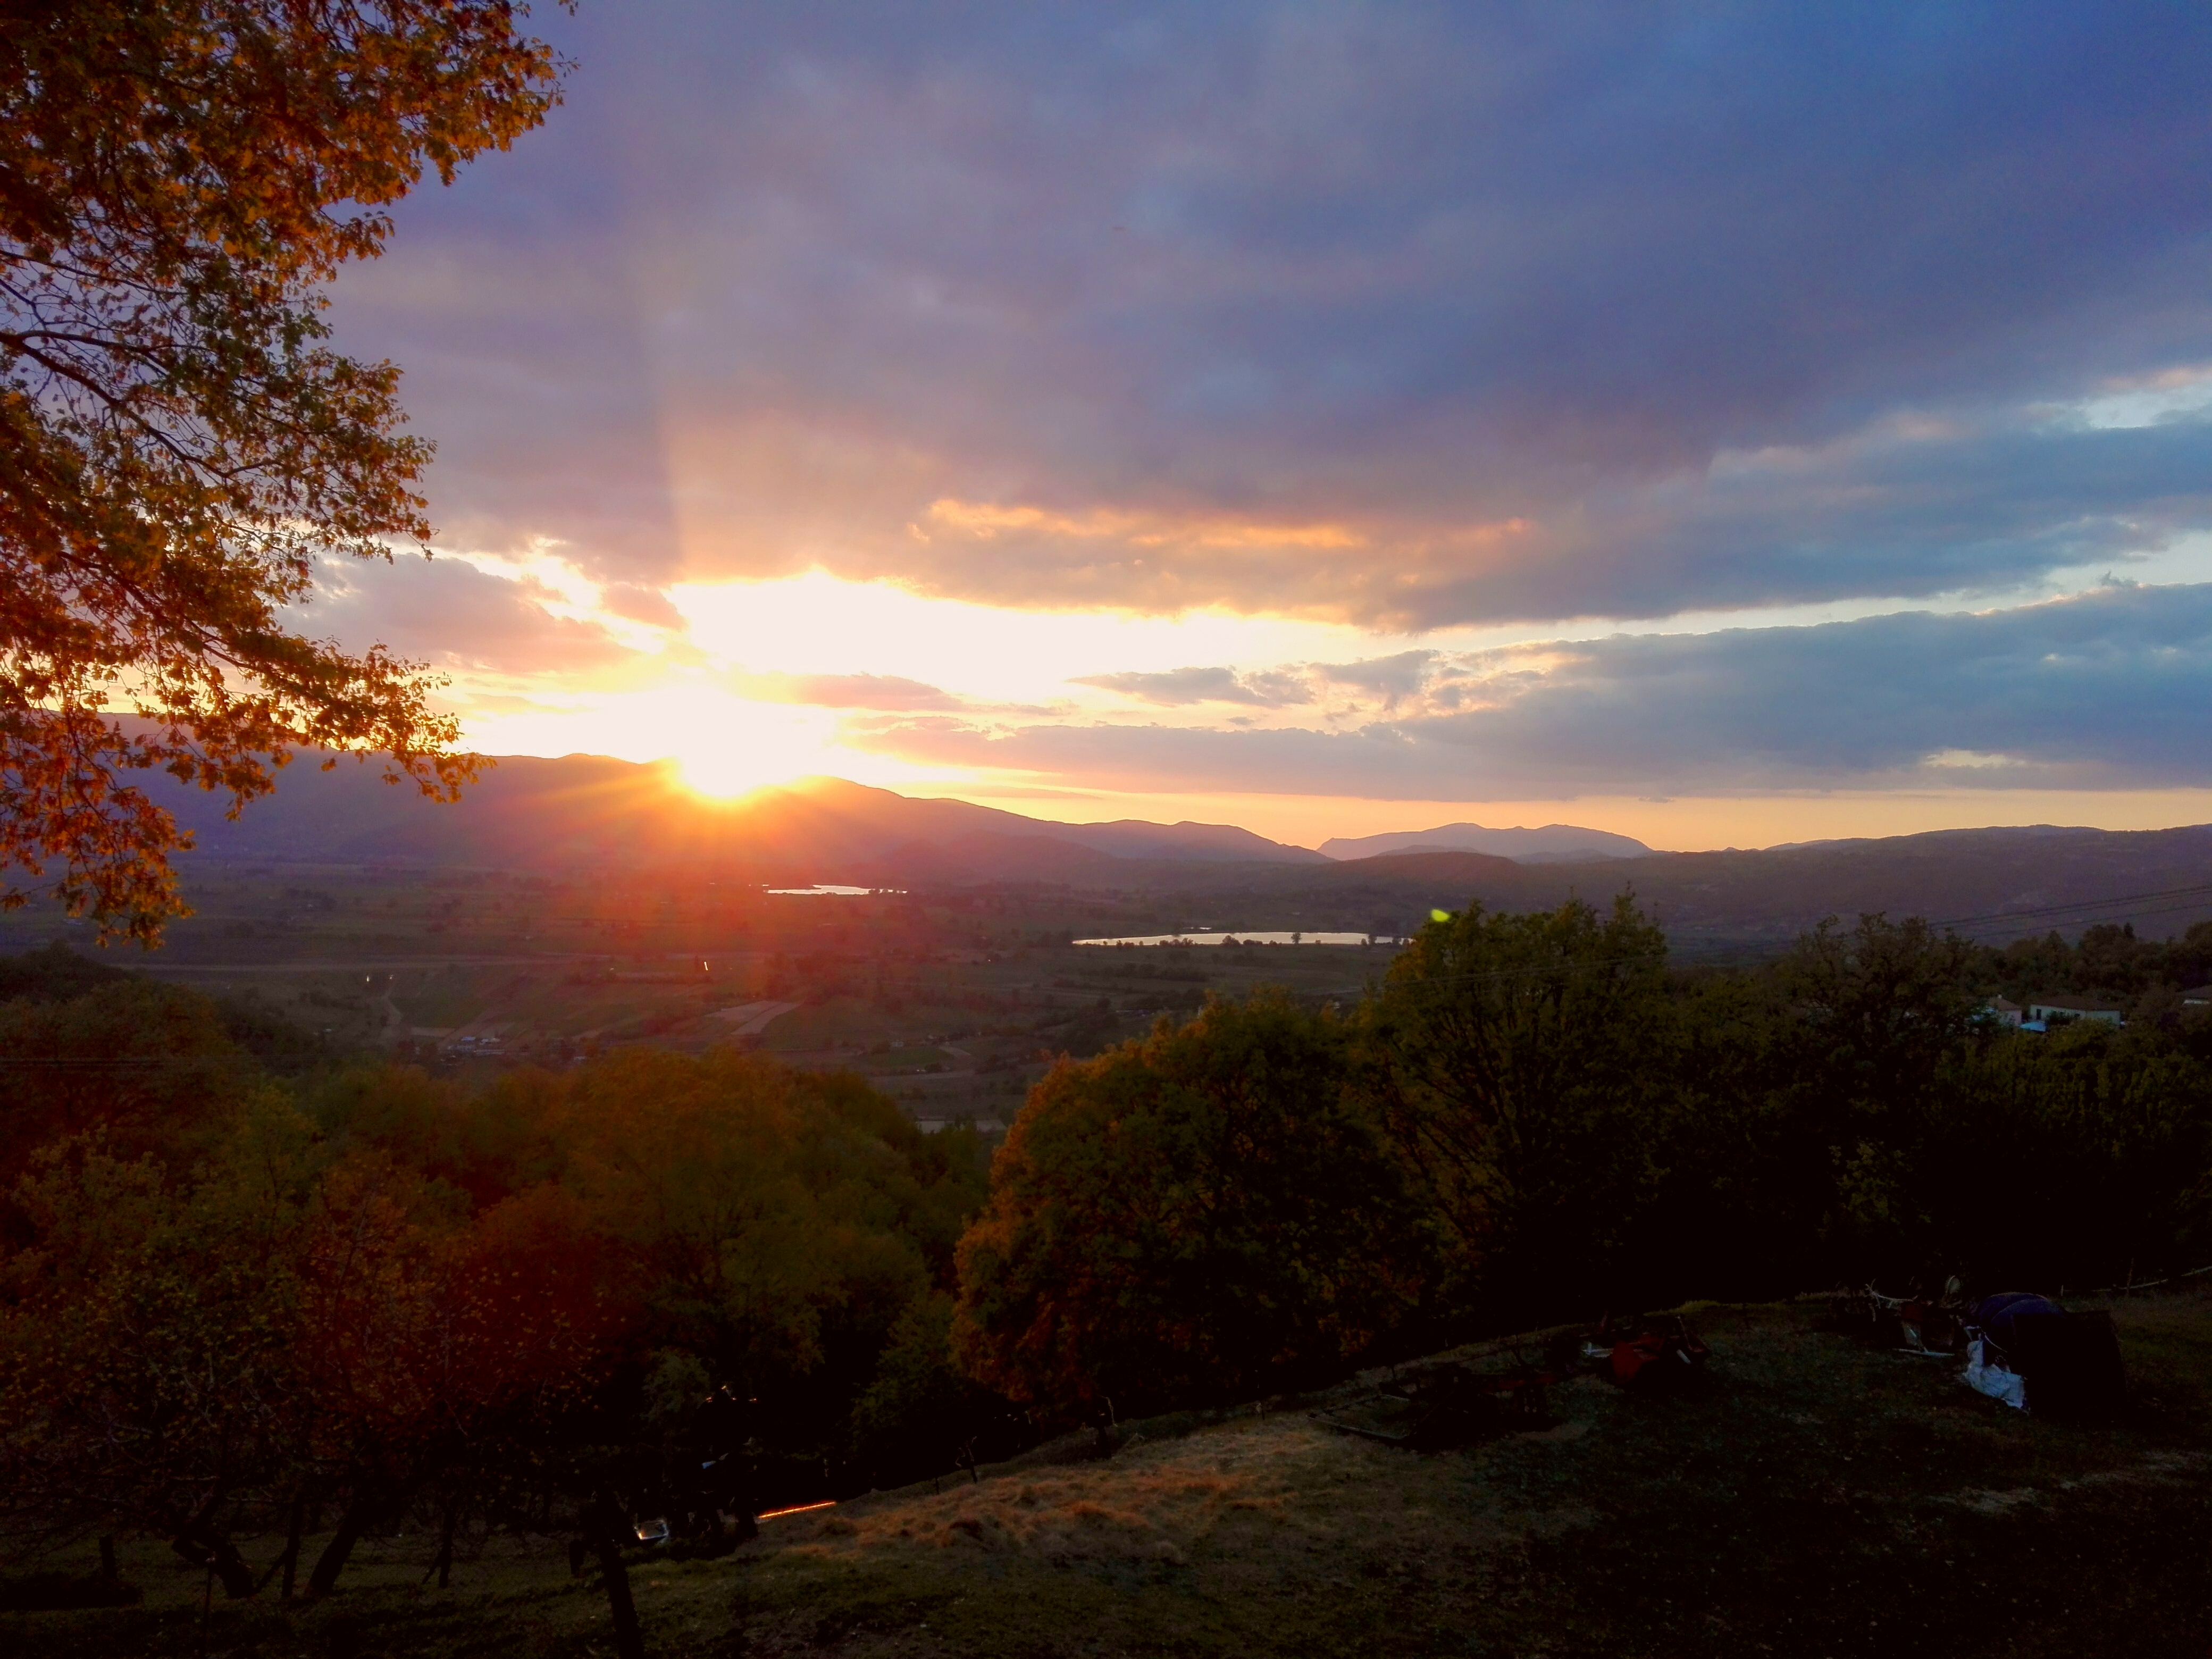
2025 995 2124 1026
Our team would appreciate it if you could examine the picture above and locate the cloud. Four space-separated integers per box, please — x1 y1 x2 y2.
600 583 688 629
324 2 2212 628
1073 665 1311 706
1313 650 1435 701
728 669 962 711
297 555 638 675
845 583 2212 799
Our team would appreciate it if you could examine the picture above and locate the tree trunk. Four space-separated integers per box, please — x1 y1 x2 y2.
282 1490 306 1602
170 1523 256 1599
591 1535 646 1659
576 1494 646 1659
303 1492 375 1599
255 1490 308 1600
430 1487 462 1590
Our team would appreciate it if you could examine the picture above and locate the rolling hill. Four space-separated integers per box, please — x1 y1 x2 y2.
1205 826 2212 950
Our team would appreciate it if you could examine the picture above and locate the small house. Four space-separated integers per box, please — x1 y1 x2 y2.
2182 985 2212 1007
2025 995 2125 1027
1982 997 2023 1027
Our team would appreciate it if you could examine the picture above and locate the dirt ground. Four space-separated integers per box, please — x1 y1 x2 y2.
10 1292 2212 1658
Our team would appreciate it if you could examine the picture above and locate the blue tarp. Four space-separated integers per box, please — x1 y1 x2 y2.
1971 1292 2064 1356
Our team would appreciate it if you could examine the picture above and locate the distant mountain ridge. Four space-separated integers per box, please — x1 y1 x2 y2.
1054 817 1325 863
1319 821 1654 864
145 757 1328 879
116 758 2212 946
1221 824 2212 951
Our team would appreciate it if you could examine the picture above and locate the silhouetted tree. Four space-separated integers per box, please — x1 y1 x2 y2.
956 992 1429 1411
1363 893 1671 1320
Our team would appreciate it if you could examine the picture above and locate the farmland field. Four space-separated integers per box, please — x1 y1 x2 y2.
0 859 1403 1125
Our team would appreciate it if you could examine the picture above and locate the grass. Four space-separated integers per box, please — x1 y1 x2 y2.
390 968 490 1030
11 1295 2212 1658
853 1047 958 1075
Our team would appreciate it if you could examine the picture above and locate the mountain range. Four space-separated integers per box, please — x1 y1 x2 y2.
1318 822 1653 862
149 758 1328 877
148 753 1658 874
1224 831 2212 952
140 756 2212 948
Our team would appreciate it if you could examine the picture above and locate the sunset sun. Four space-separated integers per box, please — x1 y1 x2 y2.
674 701 844 798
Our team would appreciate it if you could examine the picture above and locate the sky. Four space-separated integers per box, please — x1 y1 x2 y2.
300 1 2212 851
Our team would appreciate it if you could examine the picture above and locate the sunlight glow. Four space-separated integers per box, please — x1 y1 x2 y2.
433 566 2212 850
677 702 843 797
666 570 1385 705
459 687 915 798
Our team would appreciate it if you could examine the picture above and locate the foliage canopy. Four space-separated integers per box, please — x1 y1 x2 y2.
955 992 1430 1410
0 1 565 939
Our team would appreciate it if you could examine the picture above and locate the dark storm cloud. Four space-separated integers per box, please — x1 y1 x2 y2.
333 2 2212 624
851 584 2212 798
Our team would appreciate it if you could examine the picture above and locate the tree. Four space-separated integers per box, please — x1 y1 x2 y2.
286 1164 633 1597
0 2 566 940
1363 893 1671 1319
0 1097 314 1596
1770 913 1983 1271
0 1112 637 1603
954 993 1428 1412
0 973 253 1183
549 1050 932 1402
847 1291 1010 1489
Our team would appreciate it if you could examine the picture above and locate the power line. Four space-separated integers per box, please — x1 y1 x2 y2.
1933 882 2212 933
0 1056 254 1068
1955 898 2212 937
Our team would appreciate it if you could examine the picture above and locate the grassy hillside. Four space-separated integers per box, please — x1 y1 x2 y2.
12 1291 2211 1658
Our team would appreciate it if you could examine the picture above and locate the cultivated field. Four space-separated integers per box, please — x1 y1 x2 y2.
0 860 1397 1126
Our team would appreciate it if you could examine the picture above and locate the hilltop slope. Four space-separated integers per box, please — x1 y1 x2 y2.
17 1293 2209 1657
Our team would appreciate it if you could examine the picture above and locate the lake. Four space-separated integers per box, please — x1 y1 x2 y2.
1073 931 1390 947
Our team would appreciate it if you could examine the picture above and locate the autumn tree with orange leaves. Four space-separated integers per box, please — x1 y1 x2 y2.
0 978 994 1607
0 2 566 941
0 1107 634 1601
